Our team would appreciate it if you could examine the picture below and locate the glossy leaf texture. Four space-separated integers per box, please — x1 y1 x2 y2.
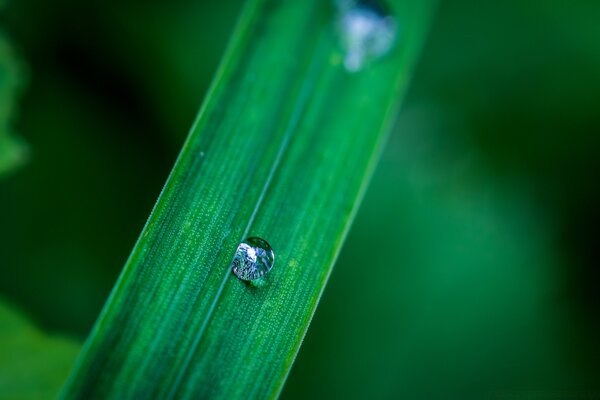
62 0 435 398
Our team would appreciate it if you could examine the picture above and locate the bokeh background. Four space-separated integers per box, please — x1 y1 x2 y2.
1 0 599 398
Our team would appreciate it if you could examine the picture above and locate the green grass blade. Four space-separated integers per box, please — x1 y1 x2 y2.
63 0 435 398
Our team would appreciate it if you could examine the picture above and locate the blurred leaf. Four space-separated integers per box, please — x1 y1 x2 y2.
0 300 80 400
0 31 27 176
0 0 178 335
62 0 435 398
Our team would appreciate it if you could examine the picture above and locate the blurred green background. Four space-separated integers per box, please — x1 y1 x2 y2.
0 0 599 398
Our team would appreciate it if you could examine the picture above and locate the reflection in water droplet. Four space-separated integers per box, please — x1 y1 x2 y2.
336 0 398 72
231 237 275 281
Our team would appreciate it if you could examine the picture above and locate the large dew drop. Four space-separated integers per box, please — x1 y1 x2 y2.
231 237 275 281
336 0 398 72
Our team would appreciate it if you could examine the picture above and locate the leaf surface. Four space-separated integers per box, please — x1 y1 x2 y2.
63 0 435 398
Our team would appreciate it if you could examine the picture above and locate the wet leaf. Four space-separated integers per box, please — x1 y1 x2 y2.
63 0 435 398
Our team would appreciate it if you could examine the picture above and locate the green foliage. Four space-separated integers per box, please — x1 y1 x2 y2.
62 0 434 398
0 300 80 400
0 30 26 176
1 0 599 398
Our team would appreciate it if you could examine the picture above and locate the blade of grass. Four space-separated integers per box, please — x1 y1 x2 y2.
62 0 435 398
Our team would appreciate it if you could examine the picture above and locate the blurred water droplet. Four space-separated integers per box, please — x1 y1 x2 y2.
231 237 275 281
336 0 398 72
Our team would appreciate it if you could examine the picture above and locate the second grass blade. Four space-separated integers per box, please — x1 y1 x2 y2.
62 0 435 398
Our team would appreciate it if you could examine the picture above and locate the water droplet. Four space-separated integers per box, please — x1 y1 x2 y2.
336 0 398 72
231 237 275 281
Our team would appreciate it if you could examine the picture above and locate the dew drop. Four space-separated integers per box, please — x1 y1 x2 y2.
231 237 275 281
336 0 398 72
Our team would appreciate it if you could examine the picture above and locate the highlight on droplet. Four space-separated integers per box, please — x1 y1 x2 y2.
231 237 275 281
335 0 398 72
